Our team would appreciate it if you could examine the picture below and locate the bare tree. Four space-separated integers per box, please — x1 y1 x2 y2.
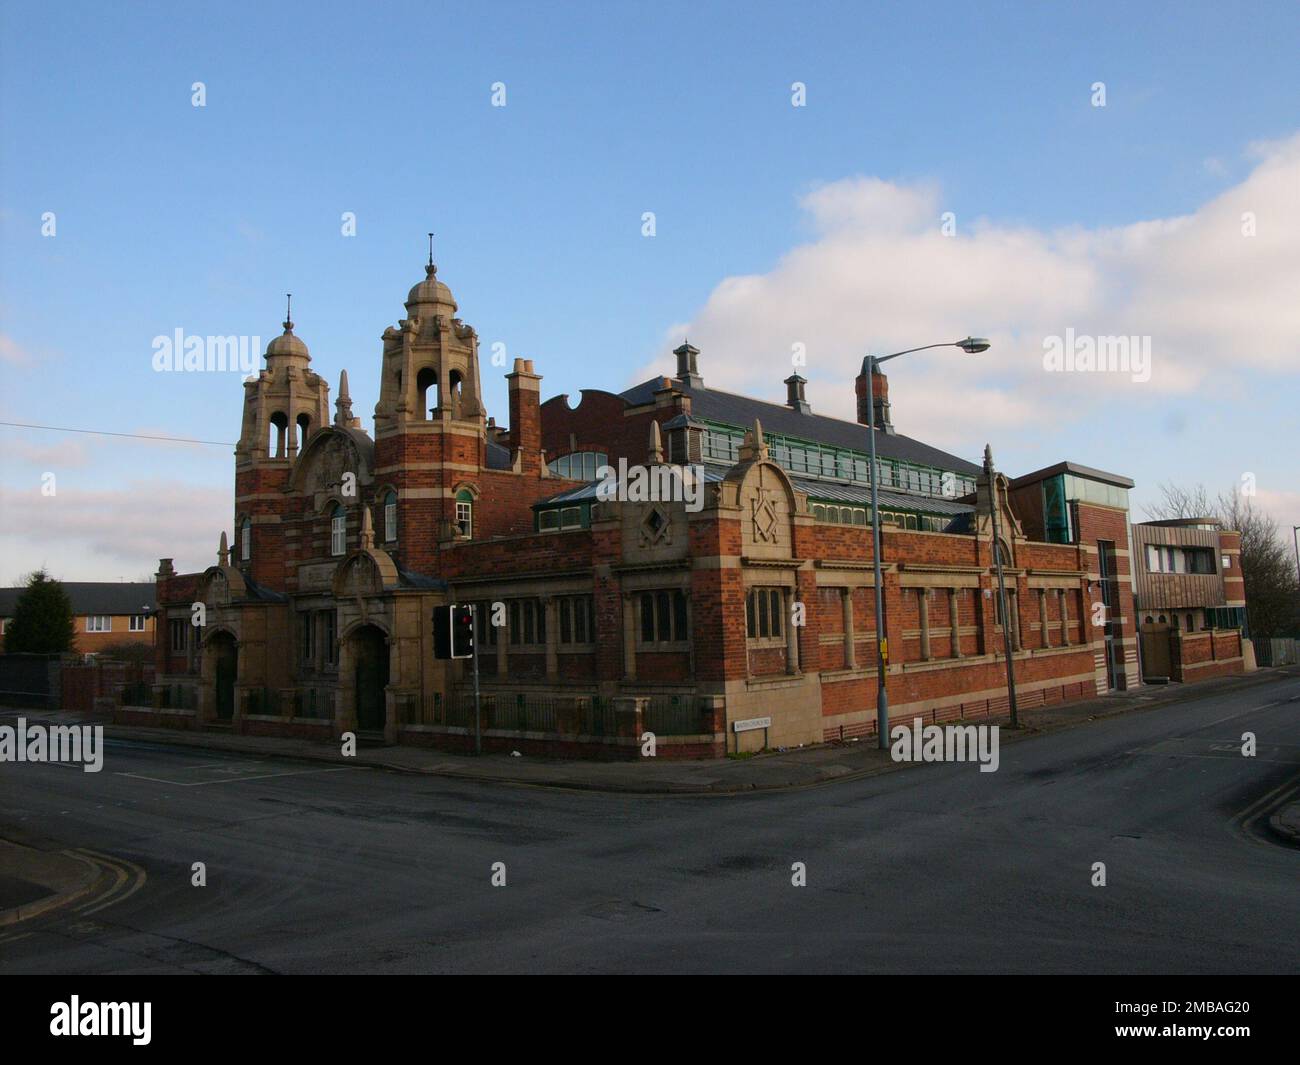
1145 483 1299 639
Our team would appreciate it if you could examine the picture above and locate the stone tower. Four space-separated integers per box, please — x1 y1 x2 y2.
373 255 487 569
234 305 330 584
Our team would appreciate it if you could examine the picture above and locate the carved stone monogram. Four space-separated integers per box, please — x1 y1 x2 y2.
639 505 671 547
339 556 381 597
752 495 779 543
206 570 230 606
305 435 354 495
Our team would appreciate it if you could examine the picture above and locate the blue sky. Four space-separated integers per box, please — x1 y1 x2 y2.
2 0 1298 580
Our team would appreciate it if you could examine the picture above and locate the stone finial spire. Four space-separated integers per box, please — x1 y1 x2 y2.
648 419 664 464
360 505 374 550
737 418 768 463
983 443 995 473
218 530 230 567
334 369 354 427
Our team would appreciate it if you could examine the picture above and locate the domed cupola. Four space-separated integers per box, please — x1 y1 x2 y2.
405 261 458 315
265 298 310 363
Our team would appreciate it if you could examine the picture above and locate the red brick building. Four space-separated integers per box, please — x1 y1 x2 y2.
141 255 1214 757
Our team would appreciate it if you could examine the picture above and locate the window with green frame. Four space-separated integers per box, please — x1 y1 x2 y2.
701 420 976 503
535 502 591 532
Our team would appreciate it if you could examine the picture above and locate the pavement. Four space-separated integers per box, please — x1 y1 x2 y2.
24 665 1296 795
0 837 99 927
1268 800 1300 846
1 666 1297 974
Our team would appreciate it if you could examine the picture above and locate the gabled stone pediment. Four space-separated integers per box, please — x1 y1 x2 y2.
332 548 399 598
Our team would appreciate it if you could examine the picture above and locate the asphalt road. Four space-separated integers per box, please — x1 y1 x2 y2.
2 676 1298 974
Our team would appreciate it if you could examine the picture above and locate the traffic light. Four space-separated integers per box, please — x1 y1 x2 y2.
433 604 475 660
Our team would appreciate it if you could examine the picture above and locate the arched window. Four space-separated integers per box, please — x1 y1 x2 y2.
296 413 311 449
383 491 397 542
331 505 346 556
240 517 251 562
416 367 438 420
455 489 474 538
269 412 288 457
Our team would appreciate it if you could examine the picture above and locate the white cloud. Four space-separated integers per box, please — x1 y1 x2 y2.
639 134 1300 454
0 479 228 582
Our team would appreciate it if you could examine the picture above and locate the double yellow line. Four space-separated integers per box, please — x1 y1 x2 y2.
0 848 147 944
1231 774 1300 848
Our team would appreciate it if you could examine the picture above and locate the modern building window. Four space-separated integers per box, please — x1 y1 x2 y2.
455 490 474 538
129 615 146 632
240 517 251 561
557 595 594 644
330 505 346 556
745 588 784 639
86 615 110 632
383 491 397 542
638 589 687 644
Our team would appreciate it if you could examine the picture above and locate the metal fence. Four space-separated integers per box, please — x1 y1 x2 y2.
1255 638 1300 667
118 680 153 706
643 694 701 735
397 690 706 736
295 687 335 720
159 683 198 710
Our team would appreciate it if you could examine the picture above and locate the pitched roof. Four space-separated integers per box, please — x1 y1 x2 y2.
534 462 972 516
619 377 981 476
0 581 156 617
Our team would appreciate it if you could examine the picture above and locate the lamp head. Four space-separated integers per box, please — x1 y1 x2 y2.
958 336 991 354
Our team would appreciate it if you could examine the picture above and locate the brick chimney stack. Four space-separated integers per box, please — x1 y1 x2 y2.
855 359 894 434
506 357 543 472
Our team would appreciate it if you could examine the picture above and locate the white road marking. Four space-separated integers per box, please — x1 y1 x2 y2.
115 766 354 787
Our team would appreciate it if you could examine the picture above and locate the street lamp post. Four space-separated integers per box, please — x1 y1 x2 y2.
864 337 990 749
1292 525 1299 588
983 445 1019 729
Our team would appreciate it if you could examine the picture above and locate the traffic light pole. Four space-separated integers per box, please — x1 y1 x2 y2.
471 604 482 756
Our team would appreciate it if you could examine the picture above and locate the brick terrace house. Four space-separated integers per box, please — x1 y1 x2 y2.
1131 518 1249 682
139 254 1192 758
0 582 156 654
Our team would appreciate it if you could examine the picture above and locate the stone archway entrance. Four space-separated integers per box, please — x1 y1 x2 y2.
211 632 237 721
352 625 389 733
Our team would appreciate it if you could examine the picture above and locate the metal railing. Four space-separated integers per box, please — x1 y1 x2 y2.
643 694 701 735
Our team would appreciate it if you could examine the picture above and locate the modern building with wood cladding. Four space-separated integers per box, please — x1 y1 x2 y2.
137 253 1247 758
1131 518 1248 682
